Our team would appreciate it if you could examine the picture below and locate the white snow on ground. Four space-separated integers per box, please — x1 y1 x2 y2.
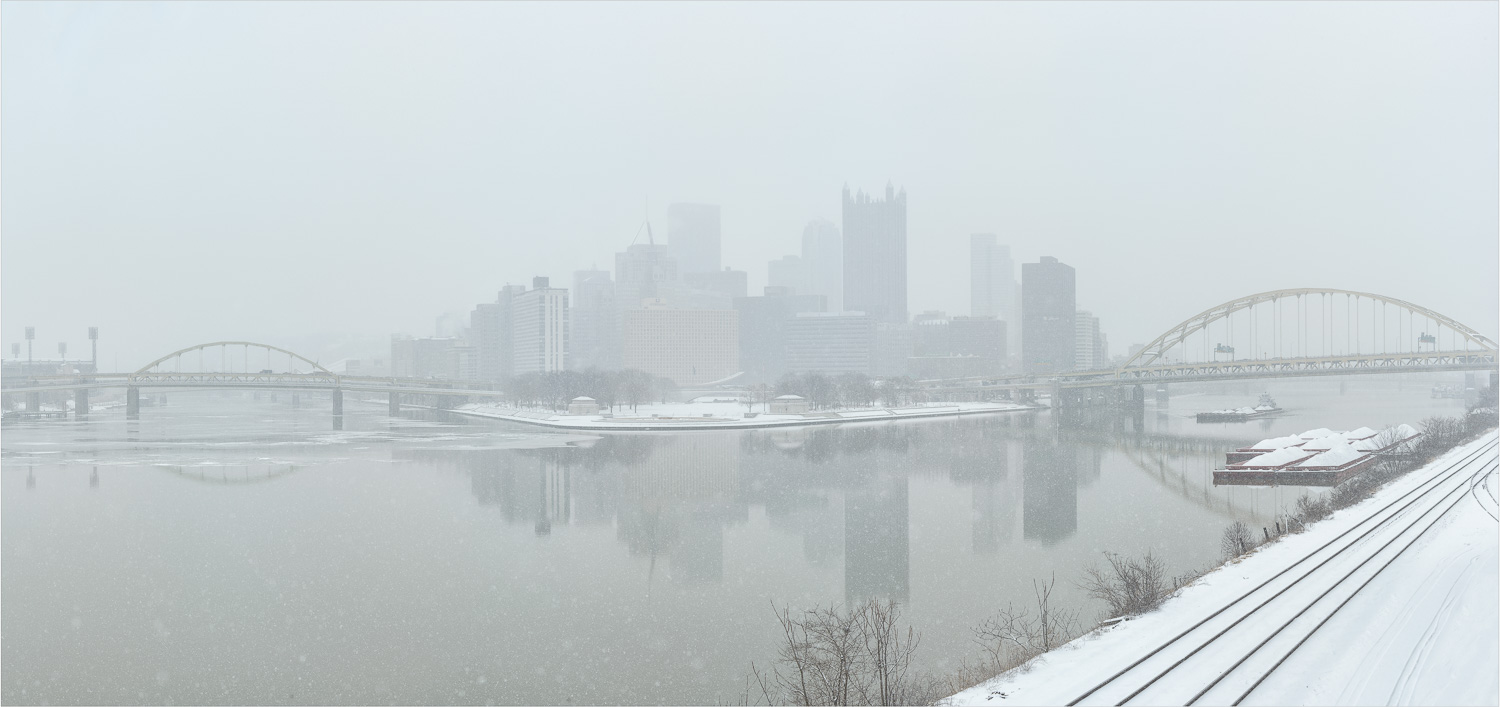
1244 464 1498 706
447 400 1034 430
945 433 1498 707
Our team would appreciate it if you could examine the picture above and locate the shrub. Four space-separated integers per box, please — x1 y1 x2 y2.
1294 493 1331 524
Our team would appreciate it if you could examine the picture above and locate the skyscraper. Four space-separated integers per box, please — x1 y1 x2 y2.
667 203 721 275
1021 256 1076 374
842 185 906 323
511 276 569 375
802 218 843 312
471 285 525 382
570 269 617 370
970 234 1018 356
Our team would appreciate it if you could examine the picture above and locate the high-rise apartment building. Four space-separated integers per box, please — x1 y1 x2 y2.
667 203 721 275
621 303 739 386
970 234 1018 355
570 270 617 370
802 218 843 312
1075 311 1108 371
511 276 568 375
842 185 907 323
470 284 526 382
1021 256 1076 374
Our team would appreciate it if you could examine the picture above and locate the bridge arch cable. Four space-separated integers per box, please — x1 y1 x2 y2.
1117 288 1498 372
129 341 336 381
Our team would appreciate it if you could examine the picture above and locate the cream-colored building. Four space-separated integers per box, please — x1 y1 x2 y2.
622 304 739 386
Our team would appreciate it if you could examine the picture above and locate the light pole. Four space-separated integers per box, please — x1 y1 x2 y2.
25 327 34 369
89 327 98 369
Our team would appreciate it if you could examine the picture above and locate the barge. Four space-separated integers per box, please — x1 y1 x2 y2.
1196 393 1283 423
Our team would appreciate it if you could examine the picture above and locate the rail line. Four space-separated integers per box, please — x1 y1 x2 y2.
1228 459 1497 704
1065 435 1499 705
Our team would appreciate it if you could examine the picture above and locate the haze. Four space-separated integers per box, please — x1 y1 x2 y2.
3 1 1495 367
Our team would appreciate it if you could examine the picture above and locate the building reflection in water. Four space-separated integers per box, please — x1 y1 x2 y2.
444 415 1138 595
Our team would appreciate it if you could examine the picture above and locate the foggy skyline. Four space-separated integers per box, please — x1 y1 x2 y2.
3 1 1495 368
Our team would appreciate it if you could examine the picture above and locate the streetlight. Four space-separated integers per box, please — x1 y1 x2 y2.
89 327 99 369
25 327 33 368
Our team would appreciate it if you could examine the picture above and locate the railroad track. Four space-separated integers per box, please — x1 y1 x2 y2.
1066 434 1499 706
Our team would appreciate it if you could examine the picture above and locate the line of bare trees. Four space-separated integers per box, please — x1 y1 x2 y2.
504 368 679 412
772 372 924 411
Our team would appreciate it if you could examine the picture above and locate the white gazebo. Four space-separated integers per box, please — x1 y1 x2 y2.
769 394 809 414
567 396 599 415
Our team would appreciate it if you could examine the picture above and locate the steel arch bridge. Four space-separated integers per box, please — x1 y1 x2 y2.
2 340 509 418
921 288 1497 395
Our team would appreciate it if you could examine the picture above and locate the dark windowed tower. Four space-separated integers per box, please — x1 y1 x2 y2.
1021 256 1076 374
842 184 907 323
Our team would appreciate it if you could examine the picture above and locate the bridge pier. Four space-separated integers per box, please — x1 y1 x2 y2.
26 392 40 412
126 387 139 418
74 389 89 416
388 392 400 416
331 388 343 416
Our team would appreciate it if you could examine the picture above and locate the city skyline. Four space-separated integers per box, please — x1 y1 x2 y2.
3 2 1495 370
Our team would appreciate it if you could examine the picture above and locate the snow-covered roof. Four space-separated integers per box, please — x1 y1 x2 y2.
1390 423 1421 439
1245 435 1304 451
1236 446 1314 468
1298 428 1342 440
571 396 596 402
774 394 805 400
1302 434 1354 452
1297 443 1368 469
1344 427 1378 440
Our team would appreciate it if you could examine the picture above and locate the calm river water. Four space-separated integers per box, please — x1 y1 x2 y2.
1 376 1471 705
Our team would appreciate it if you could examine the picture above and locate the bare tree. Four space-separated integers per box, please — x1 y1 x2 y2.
751 599 930 706
1220 521 1257 560
971 574 1080 672
1078 551 1170 618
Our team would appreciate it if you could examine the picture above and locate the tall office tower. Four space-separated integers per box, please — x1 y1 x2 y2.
842 185 907 323
570 270 617 370
970 234 1018 358
1021 256 1077 374
683 267 748 301
621 303 739 386
511 276 569 375
784 312 877 374
802 218 843 312
767 255 808 294
667 203 721 275
734 288 827 379
1074 311 1108 371
615 243 680 309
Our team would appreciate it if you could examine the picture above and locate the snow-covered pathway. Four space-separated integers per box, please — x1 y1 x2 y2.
945 432 1499 707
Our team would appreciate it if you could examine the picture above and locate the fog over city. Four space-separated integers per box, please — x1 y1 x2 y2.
3 1 1494 367
3 4 1498 707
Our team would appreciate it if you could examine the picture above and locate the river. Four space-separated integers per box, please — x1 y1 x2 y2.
1 376 1471 705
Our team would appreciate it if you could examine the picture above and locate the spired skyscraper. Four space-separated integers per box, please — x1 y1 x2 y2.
842 184 907 323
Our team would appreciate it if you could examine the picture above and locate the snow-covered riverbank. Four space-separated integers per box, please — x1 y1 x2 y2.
945 432 1499 706
448 400 1036 431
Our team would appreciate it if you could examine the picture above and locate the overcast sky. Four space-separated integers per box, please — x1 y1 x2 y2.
3 1 1496 369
